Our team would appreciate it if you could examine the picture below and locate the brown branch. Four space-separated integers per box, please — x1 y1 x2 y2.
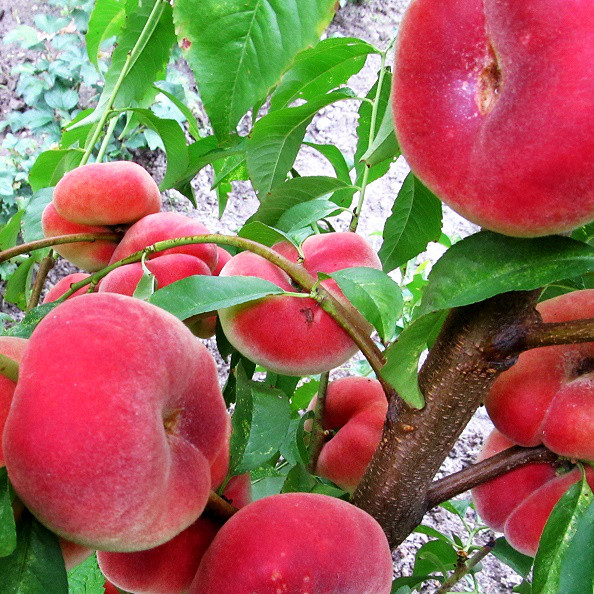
203 490 239 523
521 319 594 350
434 540 496 594
26 252 55 312
426 445 558 509
0 233 121 264
352 290 542 549
307 372 330 473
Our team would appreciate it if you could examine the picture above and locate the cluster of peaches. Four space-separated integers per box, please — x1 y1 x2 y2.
0 161 396 593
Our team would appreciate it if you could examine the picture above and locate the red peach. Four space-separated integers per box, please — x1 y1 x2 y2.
310 377 387 492
485 290 594 460
190 492 393 593
109 212 218 272
43 273 92 303
392 0 594 236
3 293 229 551
212 247 232 276
218 232 381 376
0 337 28 467
104 581 120 594
53 161 161 226
42 203 118 271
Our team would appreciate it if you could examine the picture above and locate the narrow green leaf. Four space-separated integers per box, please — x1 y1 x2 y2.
360 94 400 166
0 468 17 558
174 0 337 138
303 142 351 184
381 311 448 408
270 37 379 109
331 267 403 342
4 256 39 310
3 303 60 339
0 211 24 251
492 537 534 579
22 188 53 244
276 198 342 233
281 463 317 494
86 0 128 68
533 474 593 594
379 173 443 272
28 149 84 192
238 222 296 249
418 232 594 317
154 83 201 141
67 554 105 594
132 256 157 301
247 175 356 227
279 412 312 466
149 276 285 320
247 89 356 198
0 514 68 594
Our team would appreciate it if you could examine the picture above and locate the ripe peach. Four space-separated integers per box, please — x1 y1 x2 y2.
109 212 217 272
53 161 161 226
212 247 232 276
0 337 27 467
42 203 118 271
97 473 251 594
485 290 594 461
218 232 381 376
309 377 387 492
189 492 393 593
42 273 92 303
3 293 229 551
392 0 594 236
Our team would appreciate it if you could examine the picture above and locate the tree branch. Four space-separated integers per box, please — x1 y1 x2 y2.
426 445 558 509
520 318 594 350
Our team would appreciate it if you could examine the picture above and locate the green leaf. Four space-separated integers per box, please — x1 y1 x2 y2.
330 267 403 342
0 514 68 594
230 368 291 474
44 88 79 112
247 89 356 198
67 554 105 594
0 468 17 558
492 537 534 579
413 539 458 577
154 83 201 141
149 276 285 320
133 256 157 300
290 378 320 411
533 474 593 594
121 109 189 190
270 37 379 109
238 222 296 249
0 210 25 251
276 198 343 233
303 142 351 184
418 232 594 318
2 303 60 339
279 412 312 466
281 463 318 494
382 311 448 409
379 174 442 272
247 175 356 227
174 0 337 138
3 26 42 50
360 93 400 166
28 150 84 192
4 256 39 310
22 188 53 244
86 0 128 68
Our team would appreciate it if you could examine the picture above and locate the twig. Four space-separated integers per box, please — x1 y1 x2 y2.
307 372 330 472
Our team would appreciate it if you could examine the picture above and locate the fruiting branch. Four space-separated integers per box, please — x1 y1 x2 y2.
519 319 594 350
426 444 559 509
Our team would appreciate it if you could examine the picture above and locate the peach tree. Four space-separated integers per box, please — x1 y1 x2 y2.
0 0 593 592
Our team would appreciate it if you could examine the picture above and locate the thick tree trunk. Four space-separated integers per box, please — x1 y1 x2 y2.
352 290 541 548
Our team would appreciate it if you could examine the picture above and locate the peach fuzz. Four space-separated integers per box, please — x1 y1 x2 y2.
3 293 229 552
42 203 118 271
0 337 28 467
309 377 387 492
109 212 218 272
392 0 594 236
485 290 594 461
99 254 217 338
97 473 251 594
42 273 92 303
190 492 393 594
472 430 556 532
53 161 161 226
218 232 381 376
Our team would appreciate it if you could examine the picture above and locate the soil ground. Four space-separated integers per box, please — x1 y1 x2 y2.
0 1 519 591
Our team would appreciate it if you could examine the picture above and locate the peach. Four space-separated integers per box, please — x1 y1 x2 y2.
42 203 118 271
97 473 251 594
60 538 94 571
99 254 217 338
218 232 381 376
109 212 218 272
485 290 594 461
43 273 92 303
104 581 120 594
392 0 594 237
212 247 232 276
309 377 387 492
53 161 161 226
0 337 28 467
189 492 393 593
3 293 229 551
